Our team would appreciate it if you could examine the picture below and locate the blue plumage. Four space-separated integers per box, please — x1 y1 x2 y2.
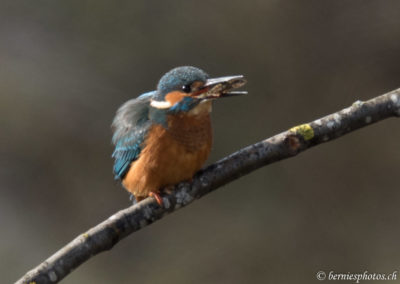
111 91 154 179
155 66 208 99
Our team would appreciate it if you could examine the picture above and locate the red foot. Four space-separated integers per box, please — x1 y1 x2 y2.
149 192 163 206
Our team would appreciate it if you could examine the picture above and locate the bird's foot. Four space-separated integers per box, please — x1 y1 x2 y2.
149 192 163 206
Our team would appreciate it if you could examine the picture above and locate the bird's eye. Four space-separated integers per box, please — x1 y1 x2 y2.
182 84 192 93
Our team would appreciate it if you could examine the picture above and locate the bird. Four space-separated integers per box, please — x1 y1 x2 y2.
111 66 247 205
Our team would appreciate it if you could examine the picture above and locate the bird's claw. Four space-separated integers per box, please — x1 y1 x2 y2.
149 192 163 206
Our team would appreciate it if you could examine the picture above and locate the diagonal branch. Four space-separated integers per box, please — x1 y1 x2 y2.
16 88 400 284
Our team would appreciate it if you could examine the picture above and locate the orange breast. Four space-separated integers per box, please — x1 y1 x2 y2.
122 105 212 199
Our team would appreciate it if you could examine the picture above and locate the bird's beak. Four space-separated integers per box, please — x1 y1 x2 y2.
191 75 247 99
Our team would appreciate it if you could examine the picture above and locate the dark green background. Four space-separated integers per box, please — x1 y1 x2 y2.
1 1 399 283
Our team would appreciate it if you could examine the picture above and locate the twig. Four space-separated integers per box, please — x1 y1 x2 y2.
16 88 400 284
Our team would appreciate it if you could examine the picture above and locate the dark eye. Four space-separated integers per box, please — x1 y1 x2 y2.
182 84 191 93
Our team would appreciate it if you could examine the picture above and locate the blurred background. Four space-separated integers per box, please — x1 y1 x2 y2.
1 1 400 283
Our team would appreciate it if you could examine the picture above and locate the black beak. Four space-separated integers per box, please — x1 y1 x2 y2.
192 75 247 99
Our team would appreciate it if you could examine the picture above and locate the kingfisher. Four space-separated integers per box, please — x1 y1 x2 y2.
112 66 247 205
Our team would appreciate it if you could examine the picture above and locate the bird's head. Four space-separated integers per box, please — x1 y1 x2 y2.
150 66 247 114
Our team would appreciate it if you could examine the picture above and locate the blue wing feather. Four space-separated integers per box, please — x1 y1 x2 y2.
111 91 154 179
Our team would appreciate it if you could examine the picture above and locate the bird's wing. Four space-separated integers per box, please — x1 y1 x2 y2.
111 91 155 180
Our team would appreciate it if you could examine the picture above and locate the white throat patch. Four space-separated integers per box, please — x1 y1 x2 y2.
150 100 172 109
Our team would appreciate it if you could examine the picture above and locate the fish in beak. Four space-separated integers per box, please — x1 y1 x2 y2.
191 75 247 99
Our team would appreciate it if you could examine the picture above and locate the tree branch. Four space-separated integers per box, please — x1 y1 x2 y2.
16 88 400 284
